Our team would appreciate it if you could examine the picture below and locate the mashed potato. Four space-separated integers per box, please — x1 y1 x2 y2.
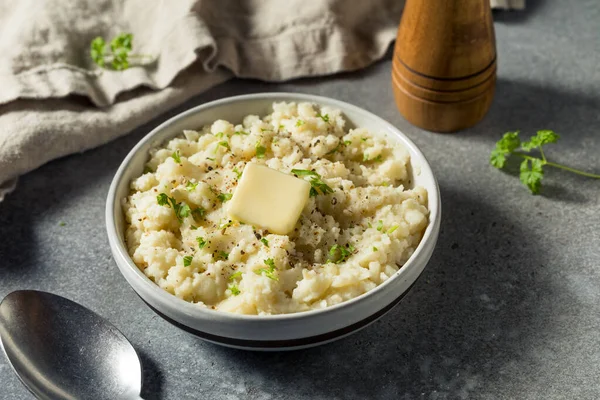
123 102 429 315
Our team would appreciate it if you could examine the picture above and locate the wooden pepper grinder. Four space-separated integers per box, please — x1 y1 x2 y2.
392 0 496 132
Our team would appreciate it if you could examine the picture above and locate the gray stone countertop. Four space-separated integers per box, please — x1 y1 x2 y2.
1 1 599 399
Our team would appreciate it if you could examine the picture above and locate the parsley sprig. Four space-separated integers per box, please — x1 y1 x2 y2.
254 258 278 281
157 193 190 222
490 130 600 194
228 283 241 296
90 33 152 70
291 169 334 197
327 244 355 264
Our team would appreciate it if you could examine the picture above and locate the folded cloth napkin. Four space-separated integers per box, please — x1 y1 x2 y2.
0 0 523 201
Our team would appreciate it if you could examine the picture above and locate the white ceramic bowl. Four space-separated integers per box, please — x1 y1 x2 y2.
106 93 441 351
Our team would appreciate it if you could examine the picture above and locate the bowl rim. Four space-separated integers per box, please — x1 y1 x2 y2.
106 92 441 322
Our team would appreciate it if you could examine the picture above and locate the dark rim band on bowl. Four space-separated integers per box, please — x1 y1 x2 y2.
137 279 418 349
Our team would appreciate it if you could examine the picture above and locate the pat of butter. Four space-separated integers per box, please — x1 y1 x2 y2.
228 163 311 235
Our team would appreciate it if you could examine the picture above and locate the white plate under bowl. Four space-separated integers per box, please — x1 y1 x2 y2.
106 93 441 351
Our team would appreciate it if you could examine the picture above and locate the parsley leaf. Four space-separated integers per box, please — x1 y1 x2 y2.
255 143 266 159
90 37 106 67
215 251 229 261
318 113 330 123
217 192 232 202
234 130 248 135
520 159 544 194
171 150 181 164
156 193 169 206
218 141 230 150
376 220 384 231
344 140 352 145
327 244 355 264
215 132 224 138
156 193 190 222
291 169 334 197
191 207 206 221
186 181 198 192
229 271 242 281
363 154 383 162
254 258 278 280
295 120 304 127
260 238 269 247
110 33 133 70
490 131 521 168
521 130 560 151
175 203 191 221
183 255 193 267
228 283 241 295
196 237 207 249
233 167 242 179
373 246 378 252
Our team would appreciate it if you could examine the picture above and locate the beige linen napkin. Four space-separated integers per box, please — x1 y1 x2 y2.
0 0 523 200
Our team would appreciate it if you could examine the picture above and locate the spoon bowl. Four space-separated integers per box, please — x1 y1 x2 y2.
0 290 142 400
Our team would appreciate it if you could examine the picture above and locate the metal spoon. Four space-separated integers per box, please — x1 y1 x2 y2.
0 290 143 400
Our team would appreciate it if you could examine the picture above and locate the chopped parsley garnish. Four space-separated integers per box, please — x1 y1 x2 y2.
328 244 355 264
171 150 182 164
228 283 241 295
218 141 230 150
291 169 334 197
196 237 207 249
215 131 224 138
191 207 206 221
217 192 232 202
361 137 367 142
234 130 248 135
343 140 352 145
254 258 278 280
215 251 229 261
295 119 304 127
260 238 269 247
363 154 383 162
317 113 330 123
156 193 190 222
143 166 153 174
368 222 373 228
376 220 384 231
183 255 193 267
387 225 399 234
206 157 215 161
278 125 284 131
233 167 242 179
229 271 242 281
186 181 198 192
191 225 198 230
255 142 266 158
373 246 378 252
